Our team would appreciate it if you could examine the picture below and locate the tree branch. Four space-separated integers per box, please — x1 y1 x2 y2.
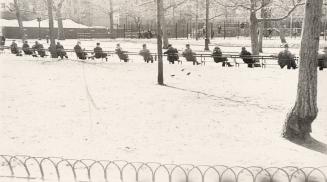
164 0 188 11
258 2 304 22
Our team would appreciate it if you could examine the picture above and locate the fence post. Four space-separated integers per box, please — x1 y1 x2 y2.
175 23 178 40
124 24 126 39
223 21 226 40
186 23 189 39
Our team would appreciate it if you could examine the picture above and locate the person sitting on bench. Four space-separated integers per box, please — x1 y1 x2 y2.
74 41 87 60
10 40 21 55
277 44 297 69
32 41 46 57
22 41 35 56
182 44 200 65
240 47 256 68
56 42 68 59
318 46 327 71
93 43 108 61
164 44 179 64
212 46 232 67
139 44 153 63
115 43 129 62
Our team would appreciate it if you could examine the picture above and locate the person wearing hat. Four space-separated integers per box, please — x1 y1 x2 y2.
240 47 256 68
182 44 200 65
211 46 232 67
139 44 153 63
277 44 297 69
74 41 87 60
10 40 19 55
317 47 327 71
22 40 34 56
93 42 108 61
115 43 129 62
56 42 68 59
164 44 179 64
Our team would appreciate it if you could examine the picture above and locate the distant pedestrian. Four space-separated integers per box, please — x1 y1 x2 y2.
317 47 327 71
0 35 5 46
139 44 153 63
240 47 256 68
212 46 232 67
115 43 129 62
277 44 297 69
93 42 108 61
164 44 179 64
182 44 200 65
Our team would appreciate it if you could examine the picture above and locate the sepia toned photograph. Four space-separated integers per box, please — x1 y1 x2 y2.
0 0 326 182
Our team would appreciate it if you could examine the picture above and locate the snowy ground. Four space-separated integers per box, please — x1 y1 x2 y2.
0 38 327 181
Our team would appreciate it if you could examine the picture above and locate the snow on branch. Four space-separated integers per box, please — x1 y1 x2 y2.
258 1 304 22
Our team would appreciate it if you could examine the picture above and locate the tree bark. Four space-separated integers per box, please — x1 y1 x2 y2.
283 0 323 140
56 6 65 40
195 0 199 40
47 0 57 58
109 0 114 39
204 0 210 50
157 0 164 85
250 11 259 56
13 0 26 41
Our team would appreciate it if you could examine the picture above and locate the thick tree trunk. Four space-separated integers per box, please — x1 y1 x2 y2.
195 0 199 40
13 0 26 41
204 0 210 50
250 11 259 56
157 0 164 85
47 0 57 58
258 22 264 53
109 0 114 39
56 7 65 40
283 0 323 140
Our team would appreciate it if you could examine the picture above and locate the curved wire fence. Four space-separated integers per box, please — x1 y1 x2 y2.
0 155 326 182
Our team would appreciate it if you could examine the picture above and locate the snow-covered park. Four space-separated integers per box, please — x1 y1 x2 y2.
0 38 327 182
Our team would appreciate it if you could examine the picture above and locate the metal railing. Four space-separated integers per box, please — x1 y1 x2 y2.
0 155 326 182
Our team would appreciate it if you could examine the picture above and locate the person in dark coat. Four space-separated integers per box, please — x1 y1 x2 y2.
164 44 179 64
212 46 232 67
74 41 87 60
317 47 327 71
32 41 46 57
93 42 108 61
10 40 19 54
240 47 256 68
182 44 200 65
0 36 5 46
22 41 35 55
139 44 153 63
56 42 68 59
277 44 297 69
115 43 129 62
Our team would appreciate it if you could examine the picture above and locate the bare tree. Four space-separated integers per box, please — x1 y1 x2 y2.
53 0 65 40
283 0 323 142
13 0 26 41
216 0 304 55
47 0 56 58
157 0 164 85
204 0 210 50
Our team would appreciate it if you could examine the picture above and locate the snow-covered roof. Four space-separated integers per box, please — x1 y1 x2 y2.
0 18 90 28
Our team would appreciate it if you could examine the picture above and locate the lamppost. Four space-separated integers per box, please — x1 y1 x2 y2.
37 17 42 40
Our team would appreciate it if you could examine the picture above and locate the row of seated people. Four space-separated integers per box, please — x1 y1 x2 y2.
11 40 68 59
165 43 259 67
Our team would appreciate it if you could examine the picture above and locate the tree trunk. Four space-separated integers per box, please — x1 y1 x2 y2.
47 0 57 58
157 0 164 85
277 22 287 43
258 2 266 53
195 0 199 40
250 11 259 55
13 0 26 41
56 7 65 40
204 0 210 50
283 0 323 141
162 12 169 48
109 0 114 39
